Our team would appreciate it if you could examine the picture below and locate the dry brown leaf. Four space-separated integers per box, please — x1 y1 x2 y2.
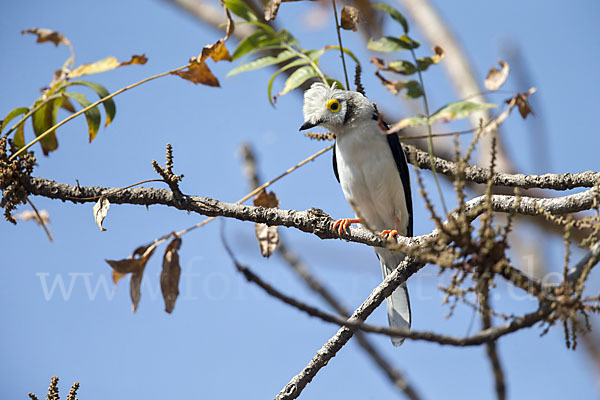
371 57 386 70
254 223 279 258
254 189 279 208
105 242 158 311
253 189 280 257
508 87 536 119
14 209 50 226
120 54 148 66
172 60 220 87
21 28 71 47
93 196 110 231
265 0 283 21
341 6 360 31
130 271 144 313
112 270 127 285
160 237 182 313
68 54 148 78
485 60 510 91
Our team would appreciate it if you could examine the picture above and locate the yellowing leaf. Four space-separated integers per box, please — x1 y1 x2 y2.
22 28 71 47
485 60 510 91
341 6 360 31
68 54 148 78
210 42 232 62
93 196 110 231
69 57 119 77
430 101 497 123
32 98 60 155
253 189 280 257
160 237 182 313
1 107 29 134
172 60 220 87
64 92 101 142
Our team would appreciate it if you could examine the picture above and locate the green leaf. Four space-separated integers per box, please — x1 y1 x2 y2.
380 78 422 98
373 3 409 33
224 0 258 22
430 101 497 123
68 81 116 127
232 30 281 60
64 92 102 142
277 66 318 99
326 78 345 90
1 107 29 134
368 35 419 52
402 80 423 98
32 99 60 155
387 60 417 75
227 50 296 77
267 58 311 105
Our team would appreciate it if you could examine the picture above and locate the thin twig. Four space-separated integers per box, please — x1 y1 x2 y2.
409 46 448 215
331 0 350 89
26 198 53 242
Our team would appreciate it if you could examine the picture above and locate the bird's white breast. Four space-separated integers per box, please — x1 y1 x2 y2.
335 120 409 234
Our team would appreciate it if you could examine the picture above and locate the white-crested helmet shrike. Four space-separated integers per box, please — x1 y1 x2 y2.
300 82 413 346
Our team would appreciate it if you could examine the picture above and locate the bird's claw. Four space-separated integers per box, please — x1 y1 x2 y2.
333 218 361 236
381 229 399 239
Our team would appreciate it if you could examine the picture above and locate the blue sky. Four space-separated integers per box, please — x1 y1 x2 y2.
1 0 599 399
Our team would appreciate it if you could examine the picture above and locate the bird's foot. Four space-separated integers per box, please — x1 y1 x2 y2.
381 229 399 239
333 218 361 236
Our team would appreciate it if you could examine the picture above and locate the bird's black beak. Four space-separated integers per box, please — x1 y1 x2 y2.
299 121 317 131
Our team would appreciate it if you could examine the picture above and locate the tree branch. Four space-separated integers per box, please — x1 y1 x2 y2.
403 143 600 190
22 176 598 251
273 238 600 400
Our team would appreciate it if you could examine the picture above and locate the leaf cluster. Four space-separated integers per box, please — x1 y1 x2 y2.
225 0 359 105
1 29 148 156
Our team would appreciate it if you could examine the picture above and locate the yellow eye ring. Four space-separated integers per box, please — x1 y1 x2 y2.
326 99 341 113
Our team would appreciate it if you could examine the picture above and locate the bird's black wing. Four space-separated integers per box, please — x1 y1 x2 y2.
382 120 414 237
331 119 413 237
332 141 340 183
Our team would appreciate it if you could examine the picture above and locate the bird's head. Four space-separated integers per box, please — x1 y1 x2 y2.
299 82 374 135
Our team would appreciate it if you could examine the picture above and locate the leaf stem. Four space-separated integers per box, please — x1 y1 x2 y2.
330 0 350 89
26 198 53 242
410 47 448 215
9 63 191 161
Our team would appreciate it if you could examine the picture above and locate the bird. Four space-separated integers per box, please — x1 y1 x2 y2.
300 82 413 346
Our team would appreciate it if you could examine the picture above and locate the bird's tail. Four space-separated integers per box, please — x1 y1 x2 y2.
375 248 411 347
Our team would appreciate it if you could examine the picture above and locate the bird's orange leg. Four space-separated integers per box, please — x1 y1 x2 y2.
381 217 401 239
333 218 361 236
380 229 399 238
